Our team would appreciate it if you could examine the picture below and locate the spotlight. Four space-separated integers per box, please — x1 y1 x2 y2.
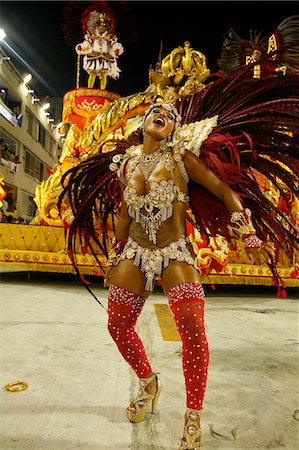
23 73 32 84
42 102 50 111
0 28 6 41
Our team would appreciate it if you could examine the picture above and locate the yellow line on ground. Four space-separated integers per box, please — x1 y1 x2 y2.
154 304 181 341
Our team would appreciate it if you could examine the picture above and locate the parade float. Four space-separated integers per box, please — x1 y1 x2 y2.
0 4 298 291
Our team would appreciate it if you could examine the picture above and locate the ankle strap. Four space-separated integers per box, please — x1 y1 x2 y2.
186 409 201 418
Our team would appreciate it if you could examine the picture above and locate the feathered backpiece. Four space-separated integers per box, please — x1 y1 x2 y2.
58 130 142 279
272 15 299 72
216 28 266 75
175 68 299 261
217 15 299 76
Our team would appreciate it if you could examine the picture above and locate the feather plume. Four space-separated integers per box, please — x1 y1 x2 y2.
273 15 299 72
58 130 142 276
175 69 299 277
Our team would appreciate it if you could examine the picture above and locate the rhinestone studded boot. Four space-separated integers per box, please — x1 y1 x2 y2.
179 409 202 450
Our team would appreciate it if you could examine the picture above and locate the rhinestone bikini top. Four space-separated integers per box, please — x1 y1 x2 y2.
123 149 189 244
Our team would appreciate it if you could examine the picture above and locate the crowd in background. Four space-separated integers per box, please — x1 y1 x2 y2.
0 138 20 164
0 197 28 224
0 210 28 224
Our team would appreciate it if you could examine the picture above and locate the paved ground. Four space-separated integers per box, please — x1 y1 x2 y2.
0 272 298 450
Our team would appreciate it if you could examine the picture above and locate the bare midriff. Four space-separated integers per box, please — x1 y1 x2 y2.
128 200 188 249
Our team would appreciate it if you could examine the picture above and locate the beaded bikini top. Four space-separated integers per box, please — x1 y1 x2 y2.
122 146 189 244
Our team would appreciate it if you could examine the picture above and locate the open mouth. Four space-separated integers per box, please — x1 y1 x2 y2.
153 116 165 127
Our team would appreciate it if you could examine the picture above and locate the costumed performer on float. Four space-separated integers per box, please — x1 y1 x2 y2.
75 2 124 90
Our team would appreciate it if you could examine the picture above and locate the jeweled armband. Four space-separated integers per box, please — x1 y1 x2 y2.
228 208 263 249
107 237 127 267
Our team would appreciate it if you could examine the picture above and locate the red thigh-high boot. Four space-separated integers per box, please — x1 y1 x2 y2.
107 284 162 423
107 284 152 377
167 282 209 450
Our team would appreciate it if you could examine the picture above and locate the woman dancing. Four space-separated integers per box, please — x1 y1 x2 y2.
104 102 274 450
60 69 299 449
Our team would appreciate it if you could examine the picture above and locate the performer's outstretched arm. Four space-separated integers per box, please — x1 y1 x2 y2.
183 150 274 265
183 151 243 212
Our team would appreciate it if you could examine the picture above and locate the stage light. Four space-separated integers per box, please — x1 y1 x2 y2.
0 29 6 41
42 102 50 111
23 73 32 84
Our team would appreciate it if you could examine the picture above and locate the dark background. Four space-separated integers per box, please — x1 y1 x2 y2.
1 1 298 99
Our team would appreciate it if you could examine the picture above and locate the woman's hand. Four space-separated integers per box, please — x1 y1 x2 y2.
245 241 275 266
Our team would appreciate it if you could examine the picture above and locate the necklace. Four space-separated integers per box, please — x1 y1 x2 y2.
139 149 162 180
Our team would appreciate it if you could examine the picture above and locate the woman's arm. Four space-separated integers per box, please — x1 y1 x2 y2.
183 150 243 213
183 150 274 264
103 188 132 287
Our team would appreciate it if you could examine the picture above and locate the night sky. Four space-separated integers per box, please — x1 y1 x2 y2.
1 1 298 100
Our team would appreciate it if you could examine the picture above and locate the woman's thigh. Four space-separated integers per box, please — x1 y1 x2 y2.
106 259 151 298
161 261 202 295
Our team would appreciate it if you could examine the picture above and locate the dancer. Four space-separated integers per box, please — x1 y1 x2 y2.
75 5 124 90
104 102 275 450
59 66 299 449
63 1 137 91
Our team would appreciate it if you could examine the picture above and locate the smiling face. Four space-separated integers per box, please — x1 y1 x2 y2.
143 105 178 142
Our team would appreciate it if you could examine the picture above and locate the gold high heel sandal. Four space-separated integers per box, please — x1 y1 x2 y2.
179 409 202 450
126 373 162 423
